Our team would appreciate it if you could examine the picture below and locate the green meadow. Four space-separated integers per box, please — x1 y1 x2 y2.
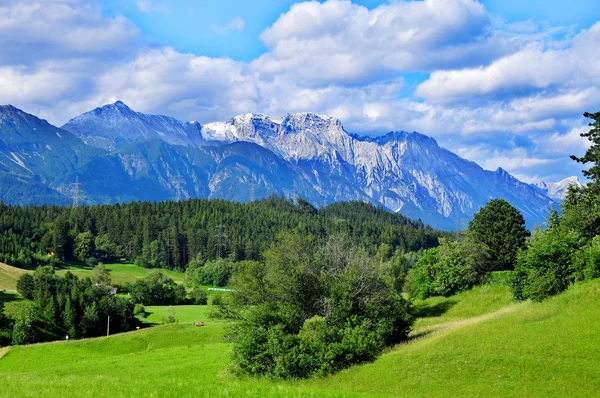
141 305 225 325
55 262 185 285
1 279 599 397
0 263 29 292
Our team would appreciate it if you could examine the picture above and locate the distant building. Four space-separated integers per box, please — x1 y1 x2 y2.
110 287 118 295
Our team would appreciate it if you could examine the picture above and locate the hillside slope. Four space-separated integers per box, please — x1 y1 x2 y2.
0 263 28 291
1 280 598 397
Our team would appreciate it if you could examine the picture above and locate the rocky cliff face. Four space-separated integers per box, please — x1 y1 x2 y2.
533 176 584 201
201 112 554 229
0 103 560 229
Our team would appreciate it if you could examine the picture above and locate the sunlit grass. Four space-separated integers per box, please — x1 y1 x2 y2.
0 263 29 291
411 283 513 330
1 280 599 397
55 262 185 285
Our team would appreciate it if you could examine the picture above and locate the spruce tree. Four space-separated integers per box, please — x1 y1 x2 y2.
571 111 600 191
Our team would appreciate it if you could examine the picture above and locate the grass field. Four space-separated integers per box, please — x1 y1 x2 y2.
1 280 599 397
411 283 513 330
55 262 185 285
141 305 225 325
0 263 30 291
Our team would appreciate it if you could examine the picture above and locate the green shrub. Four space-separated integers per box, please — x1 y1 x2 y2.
211 295 223 306
11 303 37 345
511 228 582 301
133 304 146 317
190 288 207 305
230 233 412 379
16 274 35 300
572 236 600 281
129 271 186 306
165 306 177 324
410 239 477 299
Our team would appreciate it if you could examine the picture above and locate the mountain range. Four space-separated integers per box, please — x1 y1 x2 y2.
0 101 581 230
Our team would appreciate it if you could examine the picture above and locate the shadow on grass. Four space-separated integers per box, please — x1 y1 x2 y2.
54 263 94 271
137 311 160 327
408 328 436 341
0 290 23 303
411 300 457 318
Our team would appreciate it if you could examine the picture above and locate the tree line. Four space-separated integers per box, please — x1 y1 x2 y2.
0 197 443 271
2 266 136 346
407 111 600 302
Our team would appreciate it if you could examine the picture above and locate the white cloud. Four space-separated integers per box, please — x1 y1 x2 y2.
0 0 139 66
136 0 169 14
545 125 590 154
0 0 597 184
416 22 600 103
251 0 516 86
210 16 245 34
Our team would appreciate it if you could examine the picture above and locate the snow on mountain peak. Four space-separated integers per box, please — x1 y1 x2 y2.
532 176 583 200
57 103 559 230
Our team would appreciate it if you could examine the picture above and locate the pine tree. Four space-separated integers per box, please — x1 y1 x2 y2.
571 111 600 191
467 199 530 271
63 296 76 337
43 296 57 327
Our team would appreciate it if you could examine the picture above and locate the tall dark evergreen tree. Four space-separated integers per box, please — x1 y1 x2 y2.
467 199 530 271
571 111 600 191
563 111 600 239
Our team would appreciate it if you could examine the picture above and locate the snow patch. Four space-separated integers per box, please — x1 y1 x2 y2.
6 152 32 174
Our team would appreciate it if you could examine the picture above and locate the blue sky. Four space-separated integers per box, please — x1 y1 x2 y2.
102 0 600 61
1 0 599 184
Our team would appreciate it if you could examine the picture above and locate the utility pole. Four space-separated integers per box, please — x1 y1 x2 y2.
456 215 463 242
172 173 185 202
70 176 82 208
213 224 227 260
106 315 110 337
335 183 342 201
292 181 299 201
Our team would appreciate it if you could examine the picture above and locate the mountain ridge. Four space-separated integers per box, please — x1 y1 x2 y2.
1 103 561 230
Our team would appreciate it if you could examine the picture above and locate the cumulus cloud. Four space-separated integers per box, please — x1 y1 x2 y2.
0 0 597 183
0 0 139 66
251 0 517 86
416 22 600 103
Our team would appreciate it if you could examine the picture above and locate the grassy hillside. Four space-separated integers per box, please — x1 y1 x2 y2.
0 262 184 292
55 262 185 285
411 283 513 330
141 305 222 325
0 263 30 291
1 280 599 397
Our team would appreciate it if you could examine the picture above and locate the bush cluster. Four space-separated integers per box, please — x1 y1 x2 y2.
409 238 477 299
230 233 412 379
13 267 136 344
128 271 186 306
185 257 259 288
511 111 600 301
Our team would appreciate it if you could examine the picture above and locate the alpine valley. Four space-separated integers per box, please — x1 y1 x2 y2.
0 101 579 230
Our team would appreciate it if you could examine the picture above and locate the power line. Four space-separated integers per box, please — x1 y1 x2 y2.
213 224 228 259
249 183 256 202
172 173 185 202
70 176 82 208
292 181 299 201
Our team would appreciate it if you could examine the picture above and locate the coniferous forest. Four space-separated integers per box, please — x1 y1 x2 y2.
0 196 442 271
